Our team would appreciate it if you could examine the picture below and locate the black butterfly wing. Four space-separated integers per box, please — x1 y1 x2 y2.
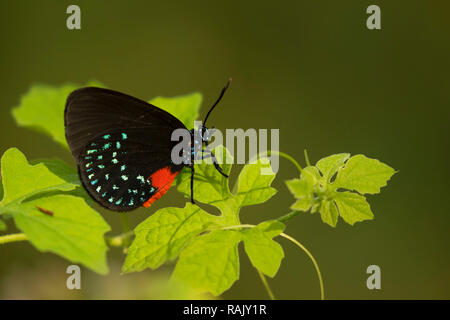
65 87 186 161
65 87 187 211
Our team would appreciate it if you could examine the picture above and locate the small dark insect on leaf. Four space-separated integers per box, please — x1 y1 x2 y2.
36 206 54 216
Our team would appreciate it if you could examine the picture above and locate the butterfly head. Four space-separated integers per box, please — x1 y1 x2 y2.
200 125 214 142
186 78 231 163
189 125 214 148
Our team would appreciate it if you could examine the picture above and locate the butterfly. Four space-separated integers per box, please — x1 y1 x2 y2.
64 79 231 212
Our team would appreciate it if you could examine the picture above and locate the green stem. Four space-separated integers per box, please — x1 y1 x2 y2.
257 269 275 300
120 213 131 233
277 210 301 223
304 149 311 167
279 232 324 300
0 233 28 245
119 212 131 248
220 224 324 300
0 227 136 249
257 150 303 174
105 231 134 247
0 230 134 248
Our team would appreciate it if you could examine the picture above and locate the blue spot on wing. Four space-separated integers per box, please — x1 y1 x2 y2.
79 131 165 210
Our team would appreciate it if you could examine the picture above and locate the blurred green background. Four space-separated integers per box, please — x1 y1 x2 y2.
0 0 449 299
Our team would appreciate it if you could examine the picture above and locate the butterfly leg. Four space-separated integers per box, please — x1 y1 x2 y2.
201 150 228 178
213 158 228 178
190 165 195 204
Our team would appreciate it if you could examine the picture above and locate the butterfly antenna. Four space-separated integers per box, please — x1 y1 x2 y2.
203 78 232 127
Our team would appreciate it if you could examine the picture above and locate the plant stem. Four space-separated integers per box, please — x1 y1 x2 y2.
220 224 325 300
119 212 131 248
257 150 303 174
0 233 28 245
257 269 275 300
277 210 301 222
103 214 134 251
0 230 136 248
120 213 131 233
105 231 134 247
279 232 324 300
277 151 303 173
304 149 311 167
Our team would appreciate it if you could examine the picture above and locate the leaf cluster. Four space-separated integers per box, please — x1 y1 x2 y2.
286 154 396 227
0 82 396 297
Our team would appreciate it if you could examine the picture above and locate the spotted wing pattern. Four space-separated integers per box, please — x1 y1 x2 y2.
65 87 186 211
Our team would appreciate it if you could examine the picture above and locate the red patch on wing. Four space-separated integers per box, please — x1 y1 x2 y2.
142 167 179 208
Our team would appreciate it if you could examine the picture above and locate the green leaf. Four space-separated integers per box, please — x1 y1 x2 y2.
286 178 311 198
290 198 312 211
242 221 285 277
0 219 6 232
122 203 218 273
30 158 80 185
150 92 202 130
285 153 395 227
286 178 313 211
125 145 279 296
0 148 109 273
252 220 285 237
176 146 233 211
0 181 5 230
316 153 350 184
319 200 339 227
12 195 110 274
177 148 276 214
12 82 103 148
172 230 241 296
301 166 321 186
333 154 396 194
30 158 91 202
235 158 277 207
285 167 319 212
333 192 373 225
0 148 78 207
